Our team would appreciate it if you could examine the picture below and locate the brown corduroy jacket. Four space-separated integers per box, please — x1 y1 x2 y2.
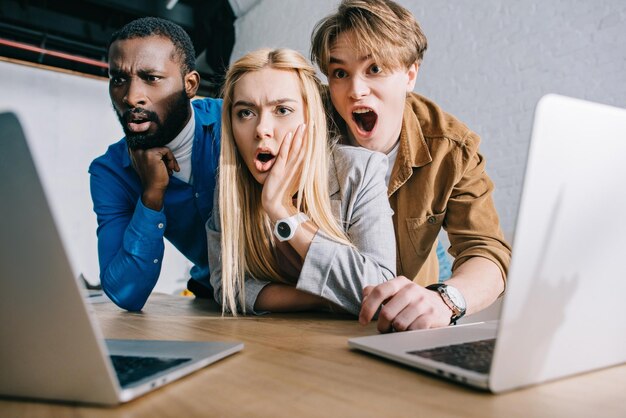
330 92 511 285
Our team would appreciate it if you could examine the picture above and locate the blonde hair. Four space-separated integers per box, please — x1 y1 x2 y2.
219 48 352 315
311 0 428 75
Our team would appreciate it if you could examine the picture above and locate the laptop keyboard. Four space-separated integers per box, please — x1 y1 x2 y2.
110 355 191 387
407 338 496 374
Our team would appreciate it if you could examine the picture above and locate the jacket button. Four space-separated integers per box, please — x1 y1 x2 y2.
427 216 437 224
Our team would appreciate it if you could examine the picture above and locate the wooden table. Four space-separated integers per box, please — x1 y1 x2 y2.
1 293 625 417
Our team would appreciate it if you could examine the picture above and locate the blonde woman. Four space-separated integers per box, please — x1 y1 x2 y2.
207 48 395 315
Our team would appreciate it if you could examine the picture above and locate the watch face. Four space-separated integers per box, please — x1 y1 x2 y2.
446 286 466 310
276 222 292 238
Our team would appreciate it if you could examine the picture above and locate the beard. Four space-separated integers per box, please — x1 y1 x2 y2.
117 89 191 150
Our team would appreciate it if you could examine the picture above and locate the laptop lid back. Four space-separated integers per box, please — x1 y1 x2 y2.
0 112 120 404
490 95 626 392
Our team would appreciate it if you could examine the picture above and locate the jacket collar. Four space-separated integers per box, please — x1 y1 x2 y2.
388 97 432 196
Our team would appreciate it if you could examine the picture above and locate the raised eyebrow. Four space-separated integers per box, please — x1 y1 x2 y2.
268 98 297 106
108 67 125 77
232 100 257 108
108 68 162 78
137 69 163 78
329 54 373 66
233 99 296 107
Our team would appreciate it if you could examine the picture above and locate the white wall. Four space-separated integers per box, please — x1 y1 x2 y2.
0 60 192 294
231 0 626 239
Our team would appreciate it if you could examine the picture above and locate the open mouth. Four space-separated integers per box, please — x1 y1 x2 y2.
124 111 154 133
123 108 157 133
254 148 276 172
352 108 378 135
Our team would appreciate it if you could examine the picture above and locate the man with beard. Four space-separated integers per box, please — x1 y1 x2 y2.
89 17 221 311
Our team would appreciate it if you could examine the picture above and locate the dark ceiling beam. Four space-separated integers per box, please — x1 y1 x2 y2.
0 22 107 55
84 0 194 28
0 1 112 50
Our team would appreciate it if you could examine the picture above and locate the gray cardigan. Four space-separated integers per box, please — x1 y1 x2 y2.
206 145 396 315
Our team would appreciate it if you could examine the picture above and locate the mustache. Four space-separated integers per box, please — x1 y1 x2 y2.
121 108 158 123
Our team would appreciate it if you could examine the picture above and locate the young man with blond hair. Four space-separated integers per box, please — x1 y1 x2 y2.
311 0 511 332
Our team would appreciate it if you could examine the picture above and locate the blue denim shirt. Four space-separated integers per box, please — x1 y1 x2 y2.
89 98 222 311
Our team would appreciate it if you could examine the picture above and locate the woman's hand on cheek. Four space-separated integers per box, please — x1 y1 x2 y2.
262 123 307 221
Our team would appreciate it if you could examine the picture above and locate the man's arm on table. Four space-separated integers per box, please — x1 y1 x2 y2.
360 133 510 332
89 147 178 311
360 257 504 332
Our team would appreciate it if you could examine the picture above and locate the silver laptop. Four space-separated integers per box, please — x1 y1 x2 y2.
349 94 626 393
0 112 243 405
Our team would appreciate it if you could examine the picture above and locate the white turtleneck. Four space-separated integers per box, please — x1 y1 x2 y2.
167 105 195 184
384 140 400 186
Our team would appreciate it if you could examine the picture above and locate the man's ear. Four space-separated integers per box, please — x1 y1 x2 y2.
406 62 419 92
184 70 201 98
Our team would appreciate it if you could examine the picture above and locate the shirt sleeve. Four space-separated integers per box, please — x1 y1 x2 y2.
90 164 166 311
445 131 512 281
206 187 270 315
296 150 397 315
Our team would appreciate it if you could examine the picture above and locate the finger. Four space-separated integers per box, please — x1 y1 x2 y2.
376 281 428 333
390 299 426 332
376 291 414 333
129 153 137 171
290 123 306 158
359 277 410 318
359 280 402 325
295 122 311 176
286 125 306 194
128 148 140 168
161 149 179 173
376 307 396 333
408 314 435 331
276 130 294 165
358 286 376 325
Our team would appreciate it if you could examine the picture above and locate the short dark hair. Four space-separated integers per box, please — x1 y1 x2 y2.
107 17 196 74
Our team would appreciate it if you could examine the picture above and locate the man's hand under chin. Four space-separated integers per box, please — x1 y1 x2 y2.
359 276 451 333
129 147 180 211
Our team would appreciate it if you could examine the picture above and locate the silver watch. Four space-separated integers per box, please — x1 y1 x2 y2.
426 283 467 325
273 213 309 242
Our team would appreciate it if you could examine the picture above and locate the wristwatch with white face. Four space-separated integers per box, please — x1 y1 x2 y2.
426 283 467 325
273 213 309 242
